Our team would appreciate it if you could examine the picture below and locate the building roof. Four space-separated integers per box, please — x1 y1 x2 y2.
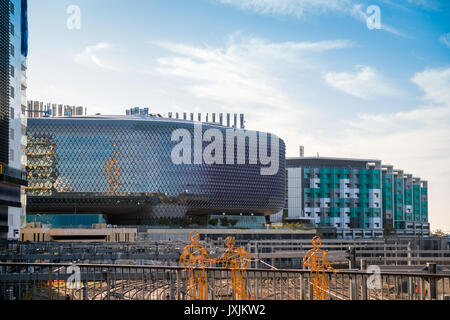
286 156 381 169
287 156 380 162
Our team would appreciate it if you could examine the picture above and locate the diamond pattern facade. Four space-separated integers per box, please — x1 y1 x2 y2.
25 117 286 224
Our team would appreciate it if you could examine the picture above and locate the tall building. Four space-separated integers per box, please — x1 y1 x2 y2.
388 168 428 236
272 148 429 239
0 0 28 240
26 100 86 118
25 110 285 227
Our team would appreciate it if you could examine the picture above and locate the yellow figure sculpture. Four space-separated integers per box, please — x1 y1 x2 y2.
302 236 338 300
216 236 251 300
179 231 215 300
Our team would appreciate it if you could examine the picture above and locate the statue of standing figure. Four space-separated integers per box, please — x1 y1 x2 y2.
179 231 215 300
216 236 251 300
302 235 338 300
179 232 252 300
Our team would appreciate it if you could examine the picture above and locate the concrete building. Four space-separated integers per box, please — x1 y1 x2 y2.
20 222 137 242
0 0 28 240
271 147 430 239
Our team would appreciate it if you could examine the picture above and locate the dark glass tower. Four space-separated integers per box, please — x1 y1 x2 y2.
0 0 28 240
0 0 10 163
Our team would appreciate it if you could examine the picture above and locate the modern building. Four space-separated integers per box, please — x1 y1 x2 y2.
271 148 429 239
0 0 28 240
384 166 429 236
24 109 286 227
26 100 86 118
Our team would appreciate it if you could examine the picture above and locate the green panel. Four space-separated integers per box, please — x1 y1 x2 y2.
395 221 405 230
311 188 320 198
404 189 412 206
304 188 311 198
382 173 393 211
421 187 428 222
413 184 421 222
304 187 320 199
330 207 340 217
319 168 331 197
421 187 428 196
304 168 311 179
394 178 404 221
350 207 359 218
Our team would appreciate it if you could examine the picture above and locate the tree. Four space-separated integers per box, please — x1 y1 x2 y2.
383 224 394 236
431 229 448 238
220 217 230 227
208 218 218 226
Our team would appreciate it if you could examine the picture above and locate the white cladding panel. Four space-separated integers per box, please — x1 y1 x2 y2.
287 168 302 219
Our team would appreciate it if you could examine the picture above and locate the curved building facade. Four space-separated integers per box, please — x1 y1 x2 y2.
25 116 285 225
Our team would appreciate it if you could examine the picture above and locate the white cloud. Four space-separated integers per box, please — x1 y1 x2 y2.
324 65 399 99
407 0 440 11
338 67 450 231
412 67 450 105
439 33 450 48
75 42 123 72
218 0 355 17
152 35 354 111
218 0 407 36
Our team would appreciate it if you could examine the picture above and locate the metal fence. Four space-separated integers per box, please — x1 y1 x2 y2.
1 262 449 300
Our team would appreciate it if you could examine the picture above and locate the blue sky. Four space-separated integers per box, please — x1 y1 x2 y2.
27 0 450 231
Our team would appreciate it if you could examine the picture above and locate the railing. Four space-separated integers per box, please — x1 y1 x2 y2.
1 262 449 300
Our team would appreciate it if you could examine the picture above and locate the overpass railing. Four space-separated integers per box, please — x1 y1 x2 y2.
0 262 449 300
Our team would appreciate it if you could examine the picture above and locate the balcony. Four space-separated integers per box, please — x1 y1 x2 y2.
21 58 27 71
21 93 27 108
21 73 27 89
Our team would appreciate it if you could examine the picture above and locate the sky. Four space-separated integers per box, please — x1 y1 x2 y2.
27 0 450 232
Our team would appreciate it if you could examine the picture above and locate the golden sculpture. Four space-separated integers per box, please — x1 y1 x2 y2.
179 231 215 300
302 236 338 300
179 233 252 300
216 236 251 300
